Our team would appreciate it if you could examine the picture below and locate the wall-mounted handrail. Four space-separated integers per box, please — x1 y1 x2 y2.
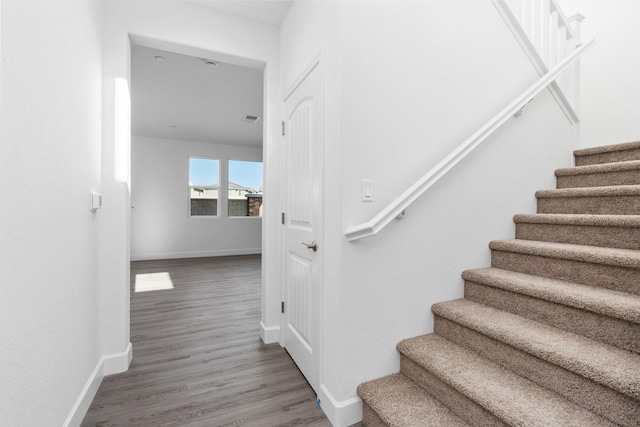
344 38 595 242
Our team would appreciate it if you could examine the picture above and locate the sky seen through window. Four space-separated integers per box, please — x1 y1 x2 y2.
189 157 263 192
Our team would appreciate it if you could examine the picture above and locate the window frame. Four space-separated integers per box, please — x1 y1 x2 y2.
227 159 264 218
188 156 221 218
187 156 263 219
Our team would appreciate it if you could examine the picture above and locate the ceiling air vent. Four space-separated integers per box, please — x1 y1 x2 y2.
241 115 261 124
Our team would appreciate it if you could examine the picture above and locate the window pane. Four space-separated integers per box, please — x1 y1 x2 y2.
189 157 219 216
228 160 263 217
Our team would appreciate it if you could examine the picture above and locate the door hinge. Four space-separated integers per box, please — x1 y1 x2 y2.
281 301 285 313
281 212 285 225
281 120 285 136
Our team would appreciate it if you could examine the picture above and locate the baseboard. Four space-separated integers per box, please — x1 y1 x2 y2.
62 358 104 427
260 321 280 344
63 343 133 427
102 342 133 376
130 248 261 261
318 384 362 427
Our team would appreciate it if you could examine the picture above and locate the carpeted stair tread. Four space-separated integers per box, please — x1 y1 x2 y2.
357 373 470 427
434 309 640 425
575 140 640 153
536 184 640 198
574 140 640 156
489 239 640 268
513 213 640 249
462 267 640 354
555 160 640 188
513 213 640 227
462 267 640 324
574 140 640 166
536 185 640 214
556 160 640 177
397 334 617 427
431 299 640 400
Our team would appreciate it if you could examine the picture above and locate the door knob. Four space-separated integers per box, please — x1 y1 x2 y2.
302 241 318 252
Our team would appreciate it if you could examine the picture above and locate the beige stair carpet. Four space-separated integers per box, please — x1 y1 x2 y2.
358 140 640 426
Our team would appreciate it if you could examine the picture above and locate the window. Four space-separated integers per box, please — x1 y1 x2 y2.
228 160 263 217
189 157 219 216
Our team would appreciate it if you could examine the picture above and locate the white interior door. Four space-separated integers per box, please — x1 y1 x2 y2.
282 60 322 393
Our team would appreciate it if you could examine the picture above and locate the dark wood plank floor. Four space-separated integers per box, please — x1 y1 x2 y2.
82 255 358 427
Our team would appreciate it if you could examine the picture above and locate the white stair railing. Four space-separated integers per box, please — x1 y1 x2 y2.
508 0 580 67
496 0 586 111
344 38 595 242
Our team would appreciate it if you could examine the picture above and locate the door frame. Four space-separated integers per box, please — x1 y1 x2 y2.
101 3 283 374
280 53 325 393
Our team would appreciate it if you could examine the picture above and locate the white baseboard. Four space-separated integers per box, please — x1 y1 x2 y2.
260 321 280 344
130 248 261 261
318 384 362 427
62 359 104 427
63 343 133 427
103 342 133 375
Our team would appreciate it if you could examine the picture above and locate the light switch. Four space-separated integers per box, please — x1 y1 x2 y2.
90 192 103 212
361 179 373 202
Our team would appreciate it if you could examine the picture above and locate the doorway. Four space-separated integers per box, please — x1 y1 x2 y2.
129 44 265 262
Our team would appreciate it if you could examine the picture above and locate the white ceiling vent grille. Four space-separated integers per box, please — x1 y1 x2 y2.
241 115 261 124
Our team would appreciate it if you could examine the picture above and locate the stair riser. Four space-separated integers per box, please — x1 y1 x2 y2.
434 316 640 427
537 195 640 215
400 355 507 427
515 222 640 250
491 250 640 295
575 148 640 166
464 281 640 354
362 403 387 427
557 170 640 188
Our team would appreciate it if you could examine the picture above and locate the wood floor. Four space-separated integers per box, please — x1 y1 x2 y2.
82 255 355 427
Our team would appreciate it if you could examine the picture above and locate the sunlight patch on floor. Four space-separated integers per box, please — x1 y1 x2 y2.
135 272 174 293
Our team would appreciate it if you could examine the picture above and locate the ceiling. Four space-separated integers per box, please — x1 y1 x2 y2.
189 0 293 26
131 44 264 146
131 1 295 146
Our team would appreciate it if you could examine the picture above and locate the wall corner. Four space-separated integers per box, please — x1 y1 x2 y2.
102 342 133 376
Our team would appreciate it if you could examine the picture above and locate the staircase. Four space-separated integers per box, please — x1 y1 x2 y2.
357 141 640 426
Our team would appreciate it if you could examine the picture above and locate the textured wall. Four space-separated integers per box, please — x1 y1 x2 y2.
0 1 104 425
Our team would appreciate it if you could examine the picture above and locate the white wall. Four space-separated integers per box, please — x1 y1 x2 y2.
131 136 262 260
0 1 104 425
560 0 640 148
281 1 575 425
